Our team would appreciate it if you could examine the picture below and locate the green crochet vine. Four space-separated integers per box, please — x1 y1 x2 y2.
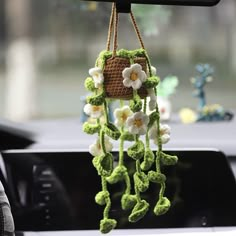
83 48 178 234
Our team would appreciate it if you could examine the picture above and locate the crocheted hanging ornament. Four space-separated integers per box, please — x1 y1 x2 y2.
83 3 178 234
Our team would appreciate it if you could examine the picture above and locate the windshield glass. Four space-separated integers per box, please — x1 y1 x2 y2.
0 0 235 121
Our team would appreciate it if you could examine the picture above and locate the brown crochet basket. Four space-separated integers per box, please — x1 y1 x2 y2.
102 5 148 100
103 56 148 100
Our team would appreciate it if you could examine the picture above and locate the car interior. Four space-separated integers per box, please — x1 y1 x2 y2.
0 0 236 236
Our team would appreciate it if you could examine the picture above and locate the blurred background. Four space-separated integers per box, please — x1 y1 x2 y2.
0 0 235 121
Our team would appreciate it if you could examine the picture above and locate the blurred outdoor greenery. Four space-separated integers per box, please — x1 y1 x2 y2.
0 0 235 120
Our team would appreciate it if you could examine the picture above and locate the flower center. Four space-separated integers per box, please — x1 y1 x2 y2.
134 118 143 128
130 71 138 81
121 113 128 121
92 106 101 112
94 72 99 78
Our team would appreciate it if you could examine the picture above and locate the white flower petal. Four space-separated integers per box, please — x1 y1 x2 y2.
140 71 147 82
122 67 132 79
161 134 170 144
132 63 142 72
114 109 122 119
132 79 142 90
126 116 134 127
161 124 171 134
129 126 139 135
89 67 102 76
84 104 91 116
123 78 133 88
138 126 147 135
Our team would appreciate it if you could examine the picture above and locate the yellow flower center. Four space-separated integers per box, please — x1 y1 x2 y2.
94 72 99 78
134 118 143 128
121 113 128 121
130 71 138 81
92 106 101 112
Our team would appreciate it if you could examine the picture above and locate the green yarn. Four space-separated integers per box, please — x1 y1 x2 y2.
128 199 149 223
100 218 117 234
95 190 110 206
103 123 121 140
84 77 96 92
143 76 160 89
83 122 101 135
148 112 158 128
121 194 137 210
92 153 113 177
84 42 179 233
160 152 178 166
87 91 105 106
121 131 135 141
140 148 155 171
127 140 145 160
106 165 127 184
148 171 166 184
154 197 171 216
129 94 142 112
134 172 149 192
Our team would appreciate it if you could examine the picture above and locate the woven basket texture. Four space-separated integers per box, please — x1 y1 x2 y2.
103 56 148 99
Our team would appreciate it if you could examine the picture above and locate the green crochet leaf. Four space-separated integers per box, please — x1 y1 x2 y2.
129 94 142 113
87 91 105 106
148 171 166 183
140 148 155 171
103 123 121 140
160 152 178 166
95 191 110 206
83 122 101 135
121 131 135 141
148 112 158 128
143 76 160 88
127 140 145 160
121 194 137 210
154 197 171 216
106 165 127 184
134 172 149 192
128 199 149 223
100 218 117 234
84 77 96 92
92 153 113 177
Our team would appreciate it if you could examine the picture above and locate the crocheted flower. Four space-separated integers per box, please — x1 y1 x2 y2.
122 64 147 90
84 103 103 119
149 124 171 145
89 67 104 88
89 137 113 156
114 106 133 127
126 111 149 135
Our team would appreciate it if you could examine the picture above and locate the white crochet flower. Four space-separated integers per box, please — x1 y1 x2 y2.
89 137 113 157
122 63 147 90
114 105 133 127
84 103 103 119
149 124 171 145
126 111 149 135
89 67 104 88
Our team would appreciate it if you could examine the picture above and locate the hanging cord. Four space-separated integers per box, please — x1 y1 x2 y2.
107 5 146 56
112 6 119 57
129 11 145 50
106 3 115 51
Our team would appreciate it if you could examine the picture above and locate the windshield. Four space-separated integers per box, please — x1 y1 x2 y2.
0 0 235 121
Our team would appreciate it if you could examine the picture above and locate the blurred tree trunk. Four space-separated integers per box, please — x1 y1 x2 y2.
4 0 37 121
